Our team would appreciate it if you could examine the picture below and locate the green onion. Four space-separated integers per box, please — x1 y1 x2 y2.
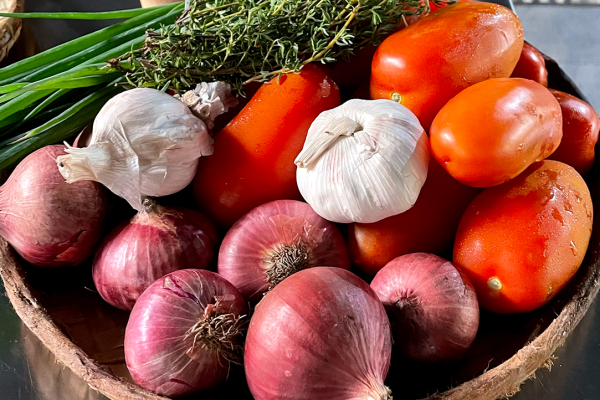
0 2 183 85
0 83 27 94
16 5 185 84
0 64 111 103
0 83 122 170
0 91 56 122
0 4 182 20
2 89 70 134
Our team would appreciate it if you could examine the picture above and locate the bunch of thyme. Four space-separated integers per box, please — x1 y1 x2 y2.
111 0 434 94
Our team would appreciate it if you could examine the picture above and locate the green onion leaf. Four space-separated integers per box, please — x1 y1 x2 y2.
0 2 183 84
0 83 122 170
0 3 182 20
0 64 111 103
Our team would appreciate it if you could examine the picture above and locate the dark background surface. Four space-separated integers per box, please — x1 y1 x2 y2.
0 1 598 399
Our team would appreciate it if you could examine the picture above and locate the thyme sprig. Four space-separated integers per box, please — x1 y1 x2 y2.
111 0 437 94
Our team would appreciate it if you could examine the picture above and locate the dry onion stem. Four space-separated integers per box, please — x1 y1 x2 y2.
265 242 311 290
185 303 248 366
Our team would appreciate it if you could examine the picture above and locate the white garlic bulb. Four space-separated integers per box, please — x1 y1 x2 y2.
295 99 429 224
57 88 213 212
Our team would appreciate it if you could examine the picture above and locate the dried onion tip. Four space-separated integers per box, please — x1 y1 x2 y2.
295 99 429 223
125 269 248 398
218 200 350 303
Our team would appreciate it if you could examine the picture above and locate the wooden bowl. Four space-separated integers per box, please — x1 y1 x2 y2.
0 0 24 62
0 49 598 400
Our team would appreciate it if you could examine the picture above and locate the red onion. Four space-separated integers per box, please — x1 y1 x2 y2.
125 269 248 398
245 267 392 400
93 199 218 311
0 145 109 267
371 253 479 363
218 200 350 302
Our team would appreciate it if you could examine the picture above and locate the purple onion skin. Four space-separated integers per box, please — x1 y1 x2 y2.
0 145 109 267
371 253 479 363
93 204 218 311
245 267 393 400
218 200 350 303
125 269 248 398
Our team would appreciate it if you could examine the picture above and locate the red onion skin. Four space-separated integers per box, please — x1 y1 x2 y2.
245 267 392 400
125 269 248 398
93 203 218 311
370 253 479 363
218 200 350 303
0 145 109 267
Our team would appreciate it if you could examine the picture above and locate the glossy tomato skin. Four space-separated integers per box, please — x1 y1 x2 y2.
370 2 523 131
510 42 548 87
430 78 563 188
548 89 600 176
192 64 340 230
454 161 593 314
348 157 481 277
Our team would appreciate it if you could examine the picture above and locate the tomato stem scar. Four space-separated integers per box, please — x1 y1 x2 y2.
488 277 502 291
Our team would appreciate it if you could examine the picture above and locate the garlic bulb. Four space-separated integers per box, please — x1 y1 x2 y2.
295 99 429 223
57 88 213 212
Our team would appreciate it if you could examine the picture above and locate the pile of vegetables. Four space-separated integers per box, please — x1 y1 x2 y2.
0 0 598 399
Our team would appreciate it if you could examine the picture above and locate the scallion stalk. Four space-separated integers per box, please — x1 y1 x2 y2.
0 2 183 85
0 3 181 20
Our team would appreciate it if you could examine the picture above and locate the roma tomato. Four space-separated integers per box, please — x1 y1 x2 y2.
548 89 600 176
454 161 593 314
430 78 563 187
370 2 523 131
348 158 481 277
193 65 340 230
510 42 548 87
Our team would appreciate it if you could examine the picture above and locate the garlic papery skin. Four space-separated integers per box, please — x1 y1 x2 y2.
295 99 429 224
175 81 239 130
57 88 214 212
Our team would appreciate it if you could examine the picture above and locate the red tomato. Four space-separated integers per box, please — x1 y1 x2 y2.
548 89 600 176
192 65 340 230
454 161 593 314
211 82 262 134
430 78 563 187
510 42 548 87
348 157 481 277
370 2 523 131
